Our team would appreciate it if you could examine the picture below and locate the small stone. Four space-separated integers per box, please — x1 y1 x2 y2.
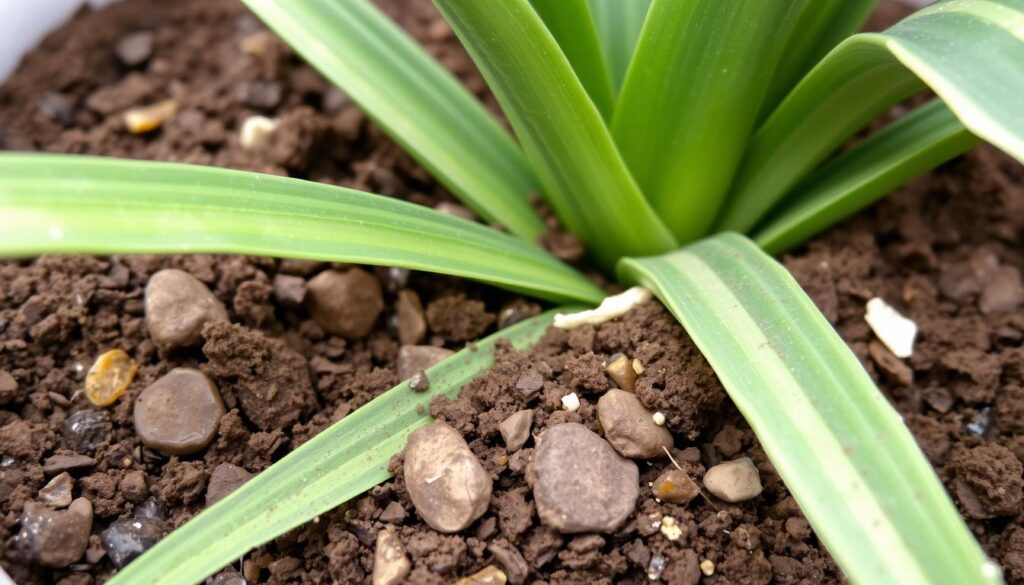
455 566 506 585
659 515 682 541
43 454 97 475
700 559 715 576
514 370 544 394
61 410 112 452
306 268 384 339
561 392 580 412
647 553 667 581
488 540 529 585
372 526 411 585
499 410 533 452
652 469 699 504
711 425 743 458
123 99 178 134
403 422 492 533
980 266 1024 314
145 268 228 350
133 368 225 455
597 389 673 459
235 79 283 110
396 289 426 345
239 115 278 149
116 31 154 66
397 345 454 380
703 457 763 503
39 472 74 508
868 341 913 386
378 501 407 524
409 370 430 392
36 92 74 126
101 517 168 568
497 301 539 329
211 569 247 585
865 297 916 358
85 349 138 407
0 370 17 404
134 497 166 520
784 517 811 540
528 423 639 534
605 353 638 392
272 273 307 306
206 463 254 507
15 498 93 567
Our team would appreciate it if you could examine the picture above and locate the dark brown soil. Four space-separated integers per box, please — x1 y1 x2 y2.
1 1 1023 584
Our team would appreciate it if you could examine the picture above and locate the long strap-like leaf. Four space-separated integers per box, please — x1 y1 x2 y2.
106 309 566 585
755 100 979 254
618 233 1000 585
0 154 603 304
432 0 677 267
588 0 650 94
720 0 1024 234
240 0 545 239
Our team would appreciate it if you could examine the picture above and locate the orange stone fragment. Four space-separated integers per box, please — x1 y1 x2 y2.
85 349 138 407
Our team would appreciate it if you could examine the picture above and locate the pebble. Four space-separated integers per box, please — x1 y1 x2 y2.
408 370 430 392
395 289 426 345
980 266 1024 314
39 472 74 508
703 457 763 503
868 341 913 386
372 526 410 585
561 392 580 412
145 268 229 350
36 91 74 126
597 389 674 459
487 540 529 585
0 370 17 404
123 99 178 134
305 268 384 339
605 353 638 392
16 498 93 567
85 349 138 407
378 501 407 525
206 463 254 506
455 565 507 585
514 369 544 394
43 454 97 475
397 345 454 380
115 31 154 66
700 559 715 576
62 409 112 452
239 115 278 149
528 423 639 533
101 516 169 568
499 409 533 452
235 79 283 110
133 368 225 455
211 569 247 585
652 468 700 504
272 273 307 306
403 422 492 533
864 297 916 358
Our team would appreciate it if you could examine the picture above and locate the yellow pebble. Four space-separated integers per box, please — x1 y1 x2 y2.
700 559 715 576
454 565 506 585
85 349 138 407
123 99 178 134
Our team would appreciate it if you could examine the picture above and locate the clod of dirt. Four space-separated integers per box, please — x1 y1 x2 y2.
597 389 674 459
426 293 495 342
605 353 639 392
409 370 430 392
703 457 763 503
980 266 1024 314
205 463 254 507
397 345 454 380
145 268 229 350
133 368 225 455
869 340 913 386
0 369 19 404
62 409 112 453
372 526 411 585
305 267 384 339
396 289 427 345
454 565 506 584
43 454 97 475
487 540 529 585
15 498 93 567
100 516 169 568
528 422 639 534
498 409 533 452
403 422 492 533
38 472 74 508
115 31 154 67
951 444 1023 519
271 273 306 307
514 370 544 394
652 469 699 504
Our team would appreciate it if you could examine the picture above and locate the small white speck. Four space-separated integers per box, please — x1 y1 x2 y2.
48 226 64 240
660 516 682 541
865 297 917 358
653 412 666 426
561 392 580 412
982 560 1002 579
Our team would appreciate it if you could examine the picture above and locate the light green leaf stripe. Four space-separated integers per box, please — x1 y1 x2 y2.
756 100 979 254
720 0 1024 234
433 0 677 267
618 233 1000 585
107 309 566 585
0 154 603 305
241 0 545 239
588 0 651 94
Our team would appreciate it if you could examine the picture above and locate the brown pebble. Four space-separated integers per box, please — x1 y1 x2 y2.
596 389 674 459
403 422 492 533
206 463 254 507
133 368 225 455
15 498 93 567
272 274 307 306
39 472 74 508
378 501 407 525
409 370 430 392
397 345 454 380
396 289 426 345
652 469 700 504
868 341 913 386
487 540 529 585
372 526 410 585
43 454 97 475
499 409 533 452
703 457 763 502
514 370 544 394
528 423 639 534
785 517 811 540
115 31 154 66
605 353 638 391
145 269 228 350
305 268 383 339
455 565 507 585
711 425 744 458
0 370 18 404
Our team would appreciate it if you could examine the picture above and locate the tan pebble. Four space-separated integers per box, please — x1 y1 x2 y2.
372 526 410 585
397 345 454 380
396 289 427 345
38 472 74 508
703 457 763 503
597 389 673 459
85 349 138 407
133 368 225 455
700 559 715 576
454 565 506 585
123 99 177 133
652 468 699 504
145 268 228 350
498 409 533 451
605 353 638 392
306 268 384 339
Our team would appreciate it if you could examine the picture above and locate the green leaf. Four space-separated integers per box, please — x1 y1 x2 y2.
588 0 650 93
755 100 979 254
432 0 677 267
719 0 1024 234
106 309 566 585
618 233 1001 585
611 0 805 243
0 154 604 305
240 0 545 239
530 0 616 120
